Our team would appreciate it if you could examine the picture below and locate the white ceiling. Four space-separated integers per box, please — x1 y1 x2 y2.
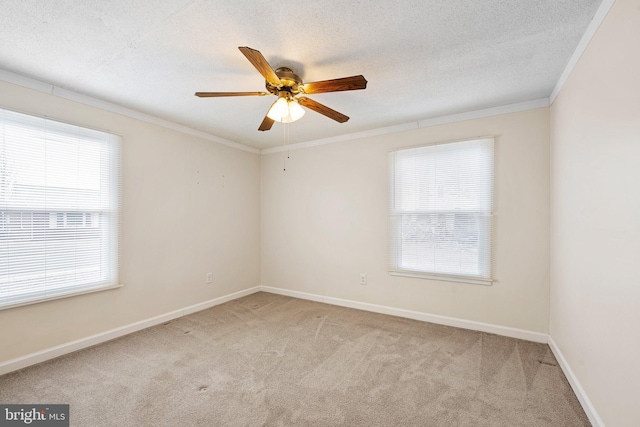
1 0 602 150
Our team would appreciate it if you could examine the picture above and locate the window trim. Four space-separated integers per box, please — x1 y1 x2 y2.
0 107 122 310
388 136 495 285
0 284 122 311
389 270 493 286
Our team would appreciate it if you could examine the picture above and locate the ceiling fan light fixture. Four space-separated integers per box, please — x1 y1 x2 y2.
196 47 366 131
267 97 305 123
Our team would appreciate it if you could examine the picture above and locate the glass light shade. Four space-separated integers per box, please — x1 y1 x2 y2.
267 98 289 122
267 98 305 123
288 100 305 122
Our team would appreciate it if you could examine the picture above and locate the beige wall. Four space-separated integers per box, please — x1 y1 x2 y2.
262 108 550 333
1 2 636 422
550 0 640 425
0 80 261 362
5 3 636 420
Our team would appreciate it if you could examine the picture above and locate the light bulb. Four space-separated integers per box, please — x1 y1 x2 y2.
267 97 289 122
267 97 306 123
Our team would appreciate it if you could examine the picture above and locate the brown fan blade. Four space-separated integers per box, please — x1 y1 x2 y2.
195 91 269 97
238 46 282 86
258 115 274 131
297 97 349 123
301 75 367 94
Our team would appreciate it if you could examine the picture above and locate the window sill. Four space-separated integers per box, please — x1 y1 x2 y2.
0 283 123 311
389 270 493 286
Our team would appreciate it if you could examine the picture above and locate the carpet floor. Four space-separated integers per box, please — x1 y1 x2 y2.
0 292 590 426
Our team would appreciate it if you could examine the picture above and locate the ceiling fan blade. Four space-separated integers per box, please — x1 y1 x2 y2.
238 46 282 86
297 97 349 123
195 91 270 97
258 115 274 131
301 75 367 94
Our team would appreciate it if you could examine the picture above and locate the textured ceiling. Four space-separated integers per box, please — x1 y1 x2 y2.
1 0 602 150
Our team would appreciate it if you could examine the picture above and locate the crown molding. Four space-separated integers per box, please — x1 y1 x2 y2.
549 0 616 104
417 98 549 128
0 68 260 155
260 122 420 155
1 68 547 157
261 98 549 155
1 0 613 157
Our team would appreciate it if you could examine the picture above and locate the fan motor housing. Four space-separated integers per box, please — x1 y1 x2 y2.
266 67 303 95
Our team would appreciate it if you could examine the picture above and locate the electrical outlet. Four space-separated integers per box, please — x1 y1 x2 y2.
360 273 367 285
206 273 213 284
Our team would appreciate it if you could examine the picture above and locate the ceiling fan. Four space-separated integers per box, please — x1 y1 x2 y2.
195 46 367 131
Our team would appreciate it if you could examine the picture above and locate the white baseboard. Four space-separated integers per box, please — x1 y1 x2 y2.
548 336 604 427
0 286 261 376
269 286 602 423
260 286 548 344
2 284 600 426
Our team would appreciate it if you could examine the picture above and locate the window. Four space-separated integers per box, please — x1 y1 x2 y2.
0 108 121 309
389 137 494 284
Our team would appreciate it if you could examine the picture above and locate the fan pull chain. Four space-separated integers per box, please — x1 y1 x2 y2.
287 124 291 159
283 122 290 171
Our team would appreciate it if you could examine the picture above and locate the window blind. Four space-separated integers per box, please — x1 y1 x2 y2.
0 108 121 309
389 137 494 284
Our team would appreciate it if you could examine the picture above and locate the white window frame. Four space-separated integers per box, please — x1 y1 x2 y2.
0 108 121 310
388 137 494 285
